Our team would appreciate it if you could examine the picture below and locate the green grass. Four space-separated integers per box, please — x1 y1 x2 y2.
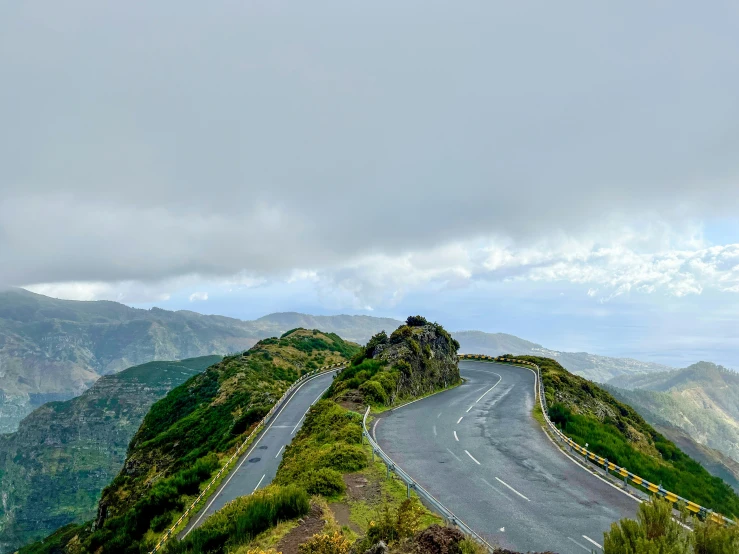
163 485 310 554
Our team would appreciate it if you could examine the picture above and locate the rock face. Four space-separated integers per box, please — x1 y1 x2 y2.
0 356 220 554
370 317 460 399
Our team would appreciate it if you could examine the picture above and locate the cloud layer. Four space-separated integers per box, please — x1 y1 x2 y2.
3 2 739 304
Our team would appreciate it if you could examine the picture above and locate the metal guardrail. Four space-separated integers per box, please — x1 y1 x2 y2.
150 363 346 553
362 406 494 551
458 354 736 527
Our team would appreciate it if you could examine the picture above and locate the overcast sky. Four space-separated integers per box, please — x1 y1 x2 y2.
3 2 739 367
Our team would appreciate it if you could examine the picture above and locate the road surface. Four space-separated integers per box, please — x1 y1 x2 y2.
182 370 336 537
375 360 640 553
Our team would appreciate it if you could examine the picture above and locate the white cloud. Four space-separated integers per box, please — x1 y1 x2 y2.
189 291 208 302
25 281 171 303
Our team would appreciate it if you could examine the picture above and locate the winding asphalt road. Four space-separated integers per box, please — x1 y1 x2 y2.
375 361 640 553
181 370 337 537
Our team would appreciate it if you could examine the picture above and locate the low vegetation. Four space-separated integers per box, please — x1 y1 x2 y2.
520 355 739 519
165 485 310 553
604 497 739 553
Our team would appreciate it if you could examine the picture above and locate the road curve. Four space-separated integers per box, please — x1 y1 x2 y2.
375 361 639 553
181 370 336 537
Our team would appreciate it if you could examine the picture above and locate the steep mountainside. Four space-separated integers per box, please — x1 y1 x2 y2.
526 355 739 519
0 290 392 432
19 330 359 554
603 362 739 467
454 330 672 382
0 356 221 554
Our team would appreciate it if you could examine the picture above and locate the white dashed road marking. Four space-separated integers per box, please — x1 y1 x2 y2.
465 450 481 465
456 416 463 424
253 474 265 492
495 477 530 501
454 431 459 441
275 445 284 458
582 535 603 550
567 537 592 552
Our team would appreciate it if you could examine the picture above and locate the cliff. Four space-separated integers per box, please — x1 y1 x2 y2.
0 356 221 554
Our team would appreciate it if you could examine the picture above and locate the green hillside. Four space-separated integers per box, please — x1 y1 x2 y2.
19 330 359 554
522 355 739 519
0 356 221 554
607 362 739 467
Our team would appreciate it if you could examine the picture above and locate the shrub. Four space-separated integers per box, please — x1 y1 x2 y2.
359 380 387 405
300 468 346 496
603 497 690 553
299 531 351 554
167 485 309 553
317 443 367 472
374 371 398 397
389 326 413 345
406 315 428 327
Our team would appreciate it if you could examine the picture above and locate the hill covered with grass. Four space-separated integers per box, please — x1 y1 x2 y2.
0 355 221 554
520 355 739 519
328 316 461 409
19 329 359 554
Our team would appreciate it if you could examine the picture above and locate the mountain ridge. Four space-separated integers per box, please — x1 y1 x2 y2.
0 288 679 433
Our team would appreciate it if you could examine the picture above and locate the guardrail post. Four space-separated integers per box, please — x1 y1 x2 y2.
387 464 390 479
407 482 411 498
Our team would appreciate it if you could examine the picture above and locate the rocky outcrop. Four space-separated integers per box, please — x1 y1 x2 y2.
370 317 460 399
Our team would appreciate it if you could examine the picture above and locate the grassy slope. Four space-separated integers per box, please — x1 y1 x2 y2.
19 330 359 554
519 355 739 519
0 355 221 554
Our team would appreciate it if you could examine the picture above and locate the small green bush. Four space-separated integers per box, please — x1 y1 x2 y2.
317 443 367 472
406 315 428 327
300 468 346 496
359 380 387 405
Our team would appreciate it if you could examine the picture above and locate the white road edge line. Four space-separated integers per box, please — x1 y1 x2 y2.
275 445 284 458
454 431 459 441
474 374 502 403
456 416 463 424
466 405 474 413
464 450 481 465
253 474 266 492
567 537 592 552
291 415 305 434
183 369 336 536
582 535 603 550
495 477 530 501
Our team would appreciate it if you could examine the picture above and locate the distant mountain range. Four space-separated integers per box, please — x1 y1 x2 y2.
0 288 397 432
452 330 672 382
0 355 220 553
605 362 739 473
0 288 675 433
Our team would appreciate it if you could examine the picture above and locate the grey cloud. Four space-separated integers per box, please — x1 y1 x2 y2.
2 1 739 286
